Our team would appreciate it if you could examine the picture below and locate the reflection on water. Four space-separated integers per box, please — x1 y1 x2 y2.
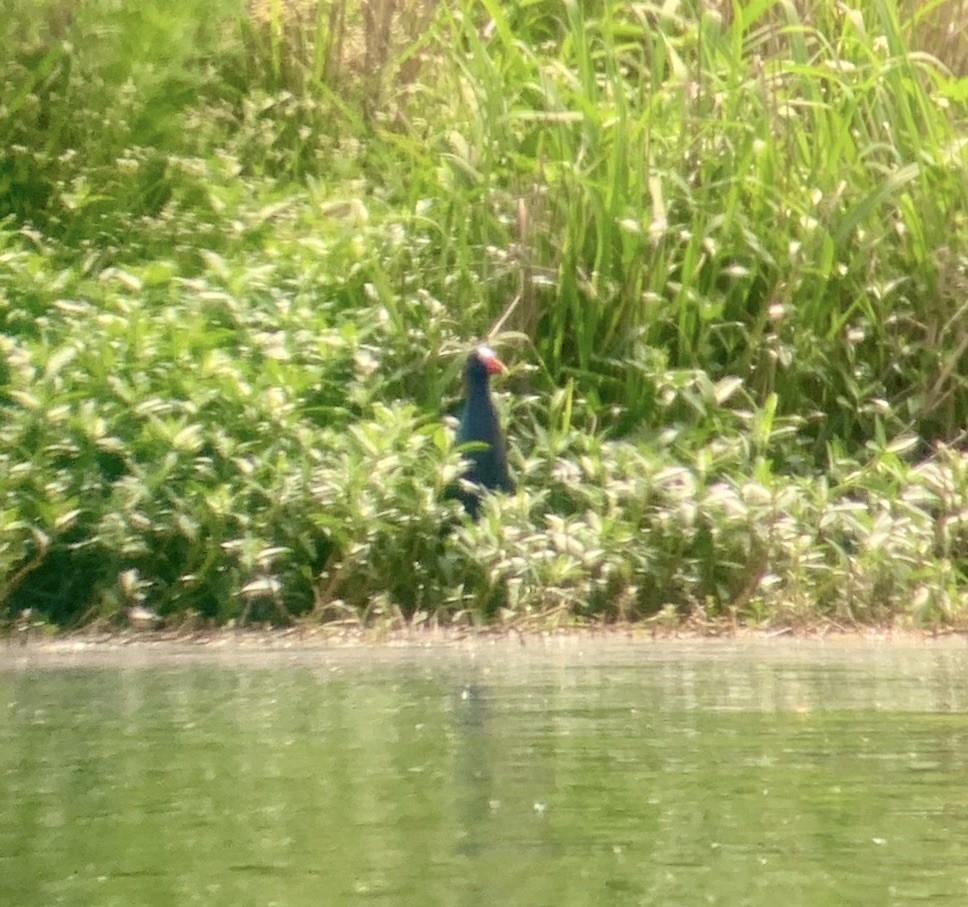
1 639 967 906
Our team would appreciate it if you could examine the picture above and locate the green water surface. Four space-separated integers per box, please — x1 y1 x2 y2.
1 638 966 906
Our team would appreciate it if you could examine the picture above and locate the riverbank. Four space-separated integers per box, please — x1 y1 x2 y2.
2 1 968 631
5 620 968 662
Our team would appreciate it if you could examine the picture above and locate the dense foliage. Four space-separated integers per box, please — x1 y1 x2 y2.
2 0 967 629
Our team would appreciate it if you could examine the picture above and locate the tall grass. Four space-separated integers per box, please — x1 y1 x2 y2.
1 0 967 628
421 0 968 454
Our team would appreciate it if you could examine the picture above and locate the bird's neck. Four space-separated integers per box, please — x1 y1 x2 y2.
465 381 496 417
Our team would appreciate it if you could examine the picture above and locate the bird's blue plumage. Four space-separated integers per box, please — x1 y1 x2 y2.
450 348 514 519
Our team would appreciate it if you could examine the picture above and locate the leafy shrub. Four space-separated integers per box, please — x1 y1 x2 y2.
2 0 968 629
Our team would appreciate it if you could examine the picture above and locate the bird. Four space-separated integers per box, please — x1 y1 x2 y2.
449 345 515 520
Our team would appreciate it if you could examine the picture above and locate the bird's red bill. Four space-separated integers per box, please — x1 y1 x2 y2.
477 345 505 374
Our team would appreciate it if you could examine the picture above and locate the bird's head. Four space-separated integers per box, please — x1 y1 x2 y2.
465 345 506 385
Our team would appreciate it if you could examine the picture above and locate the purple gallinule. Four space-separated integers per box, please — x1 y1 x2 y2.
450 345 515 520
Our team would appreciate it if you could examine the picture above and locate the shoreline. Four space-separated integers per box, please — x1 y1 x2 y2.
4 621 968 656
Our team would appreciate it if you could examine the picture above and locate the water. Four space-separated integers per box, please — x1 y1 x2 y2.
2 636 967 906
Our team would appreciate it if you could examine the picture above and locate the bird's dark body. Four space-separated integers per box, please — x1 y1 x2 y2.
450 350 514 520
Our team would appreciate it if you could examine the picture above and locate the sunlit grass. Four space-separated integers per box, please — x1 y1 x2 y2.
1 0 967 629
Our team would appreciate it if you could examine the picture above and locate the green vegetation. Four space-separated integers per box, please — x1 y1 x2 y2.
2 0 968 630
